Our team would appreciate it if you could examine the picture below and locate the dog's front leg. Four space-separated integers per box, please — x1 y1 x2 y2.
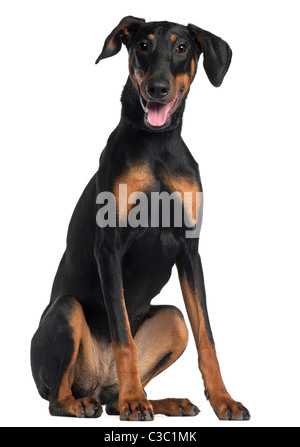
176 244 250 420
95 243 154 421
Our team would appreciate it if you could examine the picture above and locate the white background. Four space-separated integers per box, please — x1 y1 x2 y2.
1 0 299 428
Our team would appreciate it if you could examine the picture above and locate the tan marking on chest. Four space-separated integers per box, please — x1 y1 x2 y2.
114 163 154 220
161 172 203 224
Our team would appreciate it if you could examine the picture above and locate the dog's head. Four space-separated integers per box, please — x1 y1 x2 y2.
96 16 232 131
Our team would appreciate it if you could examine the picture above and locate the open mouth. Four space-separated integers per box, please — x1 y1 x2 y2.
139 93 181 129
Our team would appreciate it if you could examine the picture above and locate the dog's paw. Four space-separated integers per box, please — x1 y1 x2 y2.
50 397 103 418
150 398 200 416
119 398 154 421
206 391 250 420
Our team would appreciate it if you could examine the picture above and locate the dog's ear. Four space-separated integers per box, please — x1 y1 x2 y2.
188 24 232 87
95 16 145 63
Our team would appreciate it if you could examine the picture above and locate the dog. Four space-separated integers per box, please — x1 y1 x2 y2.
31 16 250 421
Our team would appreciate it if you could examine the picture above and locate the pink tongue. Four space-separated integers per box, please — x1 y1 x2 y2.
147 102 172 127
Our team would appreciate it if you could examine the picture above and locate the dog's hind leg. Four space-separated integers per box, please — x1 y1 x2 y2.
30 295 103 418
105 305 200 419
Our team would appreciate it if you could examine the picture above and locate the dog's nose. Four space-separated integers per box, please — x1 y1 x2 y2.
146 79 170 100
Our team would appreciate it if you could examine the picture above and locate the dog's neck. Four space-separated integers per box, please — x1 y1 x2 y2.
120 77 185 137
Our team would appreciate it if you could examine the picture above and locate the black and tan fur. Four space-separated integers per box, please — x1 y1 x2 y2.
31 16 250 421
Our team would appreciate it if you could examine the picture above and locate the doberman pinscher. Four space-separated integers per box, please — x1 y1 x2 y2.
31 16 250 421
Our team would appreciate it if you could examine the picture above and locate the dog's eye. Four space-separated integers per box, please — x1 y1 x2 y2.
176 44 187 54
137 42 148 52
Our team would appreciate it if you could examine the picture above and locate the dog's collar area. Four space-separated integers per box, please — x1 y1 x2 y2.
139 92 182 130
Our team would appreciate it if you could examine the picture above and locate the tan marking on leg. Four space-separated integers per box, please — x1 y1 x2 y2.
112 342 144 402
133 307 198 418
134 307 189 387
149 398 199 416
57 299 84 403
178 279 225 391
53 299 102 417
111 291 152 420
177 278 249 419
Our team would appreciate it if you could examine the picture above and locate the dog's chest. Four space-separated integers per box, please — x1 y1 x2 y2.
113 162 202 226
